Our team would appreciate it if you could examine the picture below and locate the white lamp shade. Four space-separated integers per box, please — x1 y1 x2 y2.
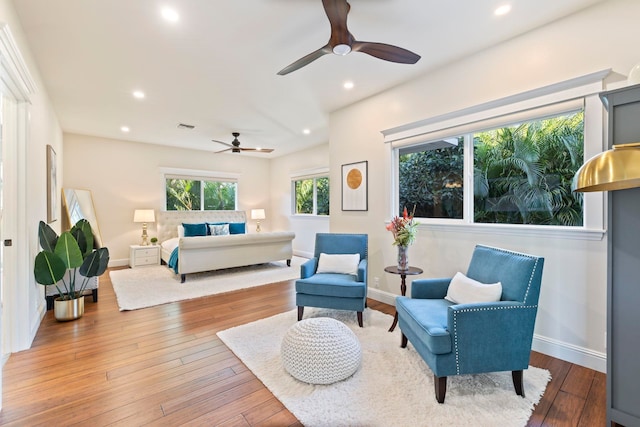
251 209 266 220
133 209 155 223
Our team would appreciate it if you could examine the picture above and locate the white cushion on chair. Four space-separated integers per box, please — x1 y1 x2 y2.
316 253 360 275
445 272 502 304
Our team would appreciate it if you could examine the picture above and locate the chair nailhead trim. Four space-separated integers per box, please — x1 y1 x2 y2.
452 304 538 375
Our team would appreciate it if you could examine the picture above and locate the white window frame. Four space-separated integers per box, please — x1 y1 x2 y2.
160 167 239 211
382 70 611 241
291 167 330 217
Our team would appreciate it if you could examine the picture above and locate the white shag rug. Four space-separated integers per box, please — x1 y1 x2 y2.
109 256 304 311
217 307 551 427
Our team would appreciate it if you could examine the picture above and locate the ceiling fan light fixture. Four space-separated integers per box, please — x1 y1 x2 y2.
333 44 352 56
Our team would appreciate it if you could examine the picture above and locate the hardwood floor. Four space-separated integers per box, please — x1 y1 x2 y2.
0 268 606 426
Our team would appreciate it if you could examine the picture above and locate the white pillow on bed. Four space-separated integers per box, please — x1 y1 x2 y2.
316 253 360 275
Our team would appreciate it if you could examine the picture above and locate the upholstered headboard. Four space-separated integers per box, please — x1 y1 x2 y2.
157 210 247 242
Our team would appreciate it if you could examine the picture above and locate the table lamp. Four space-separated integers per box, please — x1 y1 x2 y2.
133 209 155 245
251 209 265 232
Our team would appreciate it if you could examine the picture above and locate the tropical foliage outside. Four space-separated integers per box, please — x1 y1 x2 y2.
294 177 329 215
166 179 236 211
398 110 584 226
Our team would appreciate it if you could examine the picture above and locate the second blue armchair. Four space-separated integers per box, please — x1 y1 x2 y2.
396 244 544 403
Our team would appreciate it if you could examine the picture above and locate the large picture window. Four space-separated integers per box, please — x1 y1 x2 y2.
386 71 609 237
166 177 237 211
293 176 330 215
397 110 584 226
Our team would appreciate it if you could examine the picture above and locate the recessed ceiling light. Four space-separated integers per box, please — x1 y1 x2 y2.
133 90 145 99
121 126 130 133
303 128 311 135
161 7 179 23
343 81 354 90
494 4 512 16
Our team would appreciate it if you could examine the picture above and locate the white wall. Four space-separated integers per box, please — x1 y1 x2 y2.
328 0 640 372
270 143 330 257
64 133 274 264
0 0 63 352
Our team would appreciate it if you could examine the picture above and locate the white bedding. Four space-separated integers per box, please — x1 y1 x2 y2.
161 237 179 263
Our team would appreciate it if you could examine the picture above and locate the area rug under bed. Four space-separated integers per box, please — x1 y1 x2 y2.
109 256 304 310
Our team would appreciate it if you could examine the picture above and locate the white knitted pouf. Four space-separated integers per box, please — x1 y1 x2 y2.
281 317 362 385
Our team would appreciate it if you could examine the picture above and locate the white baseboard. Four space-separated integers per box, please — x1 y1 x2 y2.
293 250 313 259
109 258 129 268
367 288 397 306
366 291 607 373
532 334 606 373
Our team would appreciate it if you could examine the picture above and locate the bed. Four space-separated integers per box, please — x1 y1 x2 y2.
157 210 295 282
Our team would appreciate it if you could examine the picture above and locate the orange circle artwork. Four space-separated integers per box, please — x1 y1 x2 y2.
346 169 362 189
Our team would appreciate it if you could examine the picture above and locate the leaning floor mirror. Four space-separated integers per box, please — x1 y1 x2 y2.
62 188 103 248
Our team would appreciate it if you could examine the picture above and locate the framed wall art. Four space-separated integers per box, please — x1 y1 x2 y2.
47 144 57 223
341 160 368 211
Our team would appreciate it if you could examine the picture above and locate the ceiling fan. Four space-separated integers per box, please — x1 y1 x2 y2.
277 0 421 76
212 132 274 154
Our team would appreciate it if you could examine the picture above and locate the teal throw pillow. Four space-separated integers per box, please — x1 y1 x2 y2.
229 222 246 234
182 223 207 237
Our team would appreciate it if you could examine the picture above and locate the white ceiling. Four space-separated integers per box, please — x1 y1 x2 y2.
13 0 605 157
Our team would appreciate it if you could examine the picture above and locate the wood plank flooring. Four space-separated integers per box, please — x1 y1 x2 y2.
0 268 606 426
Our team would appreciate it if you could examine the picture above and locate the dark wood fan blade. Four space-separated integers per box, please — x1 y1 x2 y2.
322 0 351 46
212 139 233 148
352 41 421 64
214 148 232 153
240 147 274 153
277 45 332 75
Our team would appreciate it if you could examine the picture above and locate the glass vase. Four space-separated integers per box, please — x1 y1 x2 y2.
397 245 409 271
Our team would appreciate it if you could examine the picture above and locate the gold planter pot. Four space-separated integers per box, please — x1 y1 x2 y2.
54 296 84 321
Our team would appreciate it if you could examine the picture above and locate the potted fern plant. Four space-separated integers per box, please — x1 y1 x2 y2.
34 219 109 321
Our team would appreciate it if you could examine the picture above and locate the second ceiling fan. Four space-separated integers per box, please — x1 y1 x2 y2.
278 0 421 75
212 132 274 154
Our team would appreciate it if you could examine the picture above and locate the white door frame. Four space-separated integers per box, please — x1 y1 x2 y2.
0 22 36 410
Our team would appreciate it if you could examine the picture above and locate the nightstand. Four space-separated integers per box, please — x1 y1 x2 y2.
129 244 161 268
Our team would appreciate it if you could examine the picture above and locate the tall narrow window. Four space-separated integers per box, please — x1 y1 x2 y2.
293 175 330 216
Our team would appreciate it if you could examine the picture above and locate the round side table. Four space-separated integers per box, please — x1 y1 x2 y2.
384 265 423 332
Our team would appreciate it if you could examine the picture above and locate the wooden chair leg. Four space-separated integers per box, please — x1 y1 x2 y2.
297 306 304 321
401 333 408 348
434 375 447 404
357 311 363 327
512 370 525 397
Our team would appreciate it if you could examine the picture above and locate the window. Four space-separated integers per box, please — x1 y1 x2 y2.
166 177 237 211
293 176 330 215
397 110 584 226
385 70 611 235
399 137 464 219
473 111 584 226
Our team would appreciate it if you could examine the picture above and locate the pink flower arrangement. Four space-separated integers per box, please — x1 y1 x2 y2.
386 206 418 247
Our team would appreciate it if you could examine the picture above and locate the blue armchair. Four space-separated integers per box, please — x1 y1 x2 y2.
396 244 544 403
296 233 368 327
